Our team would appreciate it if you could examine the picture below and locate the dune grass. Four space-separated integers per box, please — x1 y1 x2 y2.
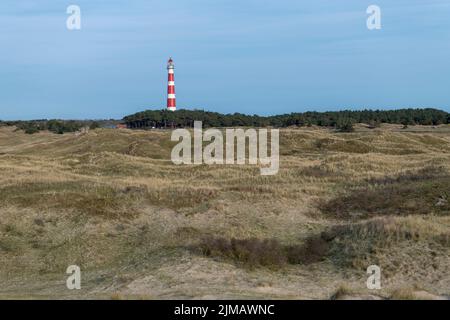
0 124 449 299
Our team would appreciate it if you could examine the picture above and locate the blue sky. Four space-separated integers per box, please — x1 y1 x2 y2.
0 0 449 120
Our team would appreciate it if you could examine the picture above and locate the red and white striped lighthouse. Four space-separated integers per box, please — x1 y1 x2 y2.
167 57 176 111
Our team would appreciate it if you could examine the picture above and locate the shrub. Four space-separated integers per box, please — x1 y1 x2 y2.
198 236 329 269
90 121 100 130
336 119 354 132
286 236 329 264
47 120 83 134
200 237 288 269
24 126 39 134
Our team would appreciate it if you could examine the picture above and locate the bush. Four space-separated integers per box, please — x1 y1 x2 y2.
200 237 287 269
24 126 39 134
336 119 354 132
47 120 83 134
285 237 329 264
198 236 328 269
90 121 100 130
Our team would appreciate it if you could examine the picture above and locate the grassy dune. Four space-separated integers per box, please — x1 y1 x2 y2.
0 124 449 299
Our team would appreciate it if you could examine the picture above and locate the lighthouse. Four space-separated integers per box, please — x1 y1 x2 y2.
167 57 176 111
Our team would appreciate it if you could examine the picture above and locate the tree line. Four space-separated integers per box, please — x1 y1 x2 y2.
0 119 102 134
1 108 448 134
123 108 450 131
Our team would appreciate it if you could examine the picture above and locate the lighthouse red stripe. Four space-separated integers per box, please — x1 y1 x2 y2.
167 99 176 107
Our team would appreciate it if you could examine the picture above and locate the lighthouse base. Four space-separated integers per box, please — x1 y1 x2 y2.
167 107 177 112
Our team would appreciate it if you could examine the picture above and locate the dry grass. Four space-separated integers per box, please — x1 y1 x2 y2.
0 124 449 299
330 284 356 300
318 216 450 282
320 167 450 219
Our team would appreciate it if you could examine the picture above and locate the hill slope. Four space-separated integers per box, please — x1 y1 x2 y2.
0 125 449 299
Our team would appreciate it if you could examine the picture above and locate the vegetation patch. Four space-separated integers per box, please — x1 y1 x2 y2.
320 168 450 218
0 181 142 218
319 216 450 276
197 236 328 269
146 186 218 210
298 165 342 181
123 108 449 128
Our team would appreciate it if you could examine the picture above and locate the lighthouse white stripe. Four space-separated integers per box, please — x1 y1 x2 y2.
168 69 174 74
168 94 176 99
168 81 175 85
